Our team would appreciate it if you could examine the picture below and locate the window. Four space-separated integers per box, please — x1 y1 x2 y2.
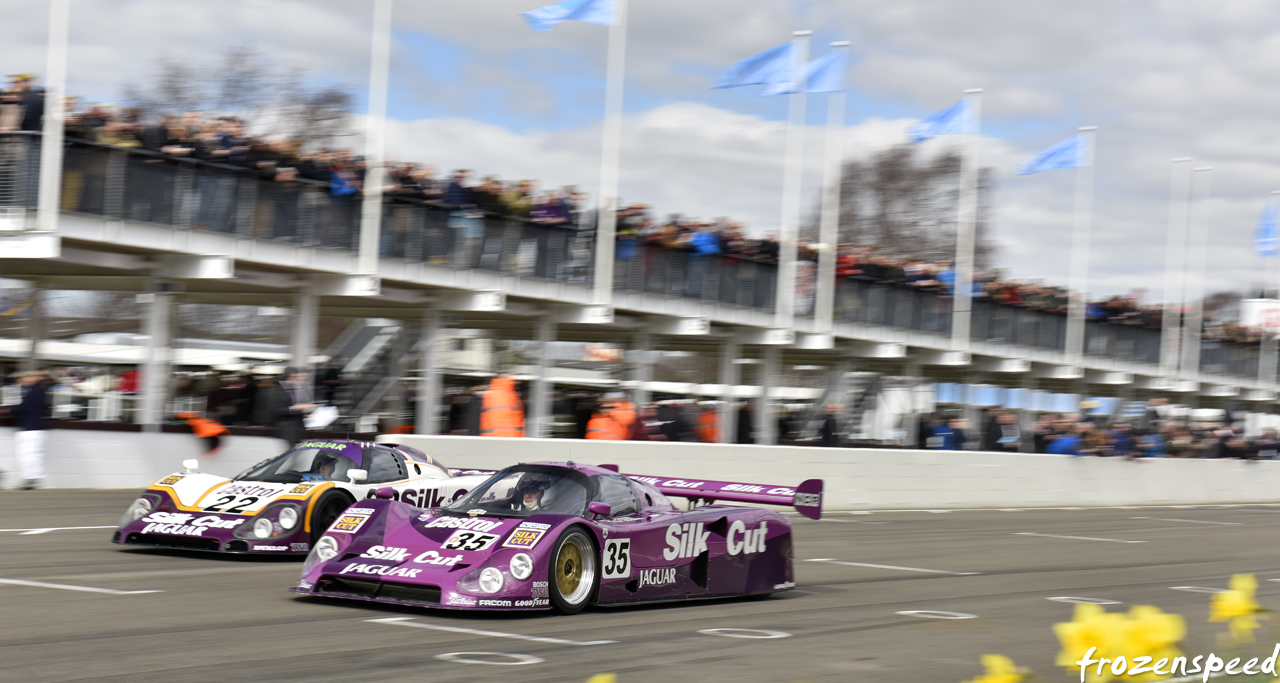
592 475 639 517
366 447 405 484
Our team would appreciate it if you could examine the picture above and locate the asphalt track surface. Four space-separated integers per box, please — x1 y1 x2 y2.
5 491 1280 683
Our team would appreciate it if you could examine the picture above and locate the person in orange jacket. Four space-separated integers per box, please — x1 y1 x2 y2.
480 374 525 437
694 404 719 443
176 412 230 456
585 399 627 440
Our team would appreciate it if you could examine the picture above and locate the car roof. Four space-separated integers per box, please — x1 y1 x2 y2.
523 462 620 477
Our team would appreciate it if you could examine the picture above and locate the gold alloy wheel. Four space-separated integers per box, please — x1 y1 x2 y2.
556 539 584 597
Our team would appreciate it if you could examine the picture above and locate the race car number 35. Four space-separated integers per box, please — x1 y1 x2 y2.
442 530 499 552
603 538 631 579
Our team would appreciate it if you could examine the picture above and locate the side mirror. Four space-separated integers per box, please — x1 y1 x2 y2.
182 459 199 474
348 469 368 483
587 502 611 519
374 487 395 500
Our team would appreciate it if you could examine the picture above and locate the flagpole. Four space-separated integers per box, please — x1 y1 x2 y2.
591 0 628 306
1064 127 1097 362
950 88 983 350
774 29 811 330
813 41 849 335
357 0 393 277
1180 166 1213 378
1159 158 1193 376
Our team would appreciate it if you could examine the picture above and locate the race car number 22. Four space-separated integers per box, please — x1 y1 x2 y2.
203 495 259 513
442 530 499 552
603 538 631 579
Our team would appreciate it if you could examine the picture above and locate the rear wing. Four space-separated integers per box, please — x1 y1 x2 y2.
624 473 824 520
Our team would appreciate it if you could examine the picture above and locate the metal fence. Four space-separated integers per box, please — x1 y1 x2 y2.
614 244 777 310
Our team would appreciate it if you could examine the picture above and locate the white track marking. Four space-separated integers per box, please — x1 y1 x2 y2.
896 610 976 620
367 617 616 646
434 652 543 666
50 565 297 581
0 526 115 535
698 628 790 639
1014 532 1145 544
1130 517 1242 526
1047 597 1122 605
805 558 980 576
0 577 162 595
818 519 888 525
1170 586 1228 594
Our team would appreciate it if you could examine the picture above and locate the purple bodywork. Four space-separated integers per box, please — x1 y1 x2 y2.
290 462 823 612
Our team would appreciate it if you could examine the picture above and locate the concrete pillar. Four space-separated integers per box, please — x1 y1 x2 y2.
760 345 780 445
718 334 740 444
290 290 318 373
415 311 442 435
633 331 653 407
21 288 43 373
529 317 556 438
139 287 173 429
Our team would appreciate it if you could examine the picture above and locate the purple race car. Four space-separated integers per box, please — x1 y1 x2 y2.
290 462 823 613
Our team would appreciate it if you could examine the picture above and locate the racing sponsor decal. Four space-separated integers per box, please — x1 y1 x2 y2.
329 514 370 534
478 599 512 607
339 563 422 579
514 598 549 607
297 580 313 590
289 483 315 495
445 595 477 607
346 508 376 515
157 474 183 486
212 484 284 498
420 516 502 533
774 581 796 590
358 545 462 566
663 522 710 560
467 509 486 516
531 581 549 598
202 495 265 514
794 493 820 507
727 520 768 556
442 530 500 552
602 538 631 579
370 487 468 508
638 567 676 588
139 512 245 536
290 542 310 552
501 523 547 550
254 545 287 551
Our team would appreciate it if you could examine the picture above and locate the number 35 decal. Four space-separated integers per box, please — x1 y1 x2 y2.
442 530 499 552
603 538 631 579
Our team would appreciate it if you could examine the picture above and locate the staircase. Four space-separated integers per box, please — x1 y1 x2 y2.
325 319 406 431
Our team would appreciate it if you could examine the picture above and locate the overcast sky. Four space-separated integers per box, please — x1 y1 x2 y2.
4 0 1280 303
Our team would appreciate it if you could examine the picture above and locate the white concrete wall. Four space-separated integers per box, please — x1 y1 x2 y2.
5 427 1280 511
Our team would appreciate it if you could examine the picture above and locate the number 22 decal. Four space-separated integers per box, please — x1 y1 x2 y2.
603 538 630 579
442 530 499 551
204 495 260 513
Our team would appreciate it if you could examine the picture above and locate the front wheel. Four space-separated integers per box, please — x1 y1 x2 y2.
548 527 597 614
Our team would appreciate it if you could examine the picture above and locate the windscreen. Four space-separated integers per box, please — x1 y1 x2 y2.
236 443 364 483
445 465 589 518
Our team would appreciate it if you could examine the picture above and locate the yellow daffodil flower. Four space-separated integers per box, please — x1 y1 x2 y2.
1055 603 1185 682
1210 574 1264 643
963 654 1027 683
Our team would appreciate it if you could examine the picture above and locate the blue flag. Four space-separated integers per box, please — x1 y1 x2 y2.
712 43 793 90
1016 134 1085 175
760 50 847 96
1257 202 1279 258
908 99 969 143
522 0 613 32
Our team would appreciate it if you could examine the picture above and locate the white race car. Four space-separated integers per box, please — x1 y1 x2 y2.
113 439 494 555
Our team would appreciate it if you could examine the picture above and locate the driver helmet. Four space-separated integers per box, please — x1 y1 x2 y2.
311 453 339 476
514 473 554 507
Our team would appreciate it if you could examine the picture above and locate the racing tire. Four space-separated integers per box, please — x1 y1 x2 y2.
548 526 598 614
309 491 354 545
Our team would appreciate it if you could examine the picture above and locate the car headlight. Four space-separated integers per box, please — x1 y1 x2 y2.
253 517 273 539
278 506 299 530
313 535 339 562
118 497 154 527
510 553 533 581
479 567 504 594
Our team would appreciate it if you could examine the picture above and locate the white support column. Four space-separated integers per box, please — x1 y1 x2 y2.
415 311 442 435
633 331 652 407
591 0 629 305
774 30 811 329
718 334 740 444
529 316 556 438
950 88 984 350
814 41 849 334
1160 158 1193 375
357 0 393 276
139 288 173 429
1064 127 1097 362
290 290 318 374
36 0 69 234
759 345 781 445
1181 167 1213 378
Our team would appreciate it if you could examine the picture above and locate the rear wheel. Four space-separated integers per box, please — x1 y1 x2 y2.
309 492 353 545
548 527 597 614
